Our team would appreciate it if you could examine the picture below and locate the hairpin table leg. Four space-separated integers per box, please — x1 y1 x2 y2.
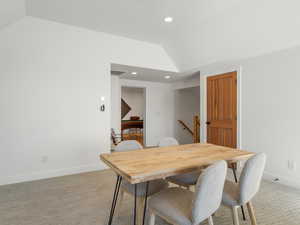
232 166 246 221
133 184 137 225
108 175 122 225
142 182 150 225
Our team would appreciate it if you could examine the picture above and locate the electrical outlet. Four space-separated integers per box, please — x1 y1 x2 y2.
288 160 296 171
288 160 292 170
41 156 48 163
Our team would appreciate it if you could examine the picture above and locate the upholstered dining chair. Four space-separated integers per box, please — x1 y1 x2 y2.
148 160 227 225
158 137 179 147
158 137 201 190
114 140 168 225
114 140 142 152
111 128 122 146
222 153 266 225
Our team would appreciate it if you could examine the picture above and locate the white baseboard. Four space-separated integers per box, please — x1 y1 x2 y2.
263 171 300 189
0 162 108 186
231 168 300 189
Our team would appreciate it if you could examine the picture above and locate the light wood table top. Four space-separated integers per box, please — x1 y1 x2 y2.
100 143 254 184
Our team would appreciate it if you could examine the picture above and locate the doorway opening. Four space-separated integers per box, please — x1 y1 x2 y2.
121 86 145 145
174 86 200 144
110 63 181 148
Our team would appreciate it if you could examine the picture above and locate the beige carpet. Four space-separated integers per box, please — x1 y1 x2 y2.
0 169 300 225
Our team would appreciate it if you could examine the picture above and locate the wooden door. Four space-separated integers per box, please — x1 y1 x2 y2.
206 72 237 148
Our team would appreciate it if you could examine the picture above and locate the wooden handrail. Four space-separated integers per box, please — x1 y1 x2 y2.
193 115 200 143
178 120 194 136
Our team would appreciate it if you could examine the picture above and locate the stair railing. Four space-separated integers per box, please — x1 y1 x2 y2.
178 120 194 136
193 115 200 143
178 115 200 143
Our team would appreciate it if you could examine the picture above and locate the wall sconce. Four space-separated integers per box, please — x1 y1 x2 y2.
100 96 105 112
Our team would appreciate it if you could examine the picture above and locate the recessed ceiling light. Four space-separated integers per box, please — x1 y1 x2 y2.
164 75 171 79
131 72 137 75
164 17 173 23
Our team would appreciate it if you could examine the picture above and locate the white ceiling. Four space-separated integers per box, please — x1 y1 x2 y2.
26 0 238 44
25 0 243 70
111 63 195 83
5 0 300 72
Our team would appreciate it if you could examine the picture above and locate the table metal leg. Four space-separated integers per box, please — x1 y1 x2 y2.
108 175 122 225
133 184 137 225
232 165 238 183
142 182 150 225
231 166 246 221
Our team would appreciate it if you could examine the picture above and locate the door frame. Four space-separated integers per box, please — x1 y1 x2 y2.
200 66 242 148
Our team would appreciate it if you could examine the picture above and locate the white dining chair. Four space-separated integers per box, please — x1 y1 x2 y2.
158 137 179 147
148 160 227 225
114 140 143 152
222 153 266 225
114 140 168 225
158 137 201 190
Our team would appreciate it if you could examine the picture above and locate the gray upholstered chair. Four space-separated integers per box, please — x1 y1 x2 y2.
222 153 266 225
148 160 227 225
158 137 201 190
114 140 143 152
158 137 179 147
114 140 168 224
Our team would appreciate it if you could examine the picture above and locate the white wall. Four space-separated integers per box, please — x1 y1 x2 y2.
172 72 200 90
111 77 175 147
121 87 144 120
0 17 177 185
174 86 200 144
199 46 300 188
0 0 25 28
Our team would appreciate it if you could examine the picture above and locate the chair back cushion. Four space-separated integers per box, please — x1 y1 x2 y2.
158 137 179 147
239 153 266 204
192 160 227 225
114 140 143 152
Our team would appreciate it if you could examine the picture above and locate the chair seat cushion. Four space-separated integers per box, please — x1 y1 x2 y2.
121 179 168 197
166 171 201 186
148 187 193 225
222 180 241 206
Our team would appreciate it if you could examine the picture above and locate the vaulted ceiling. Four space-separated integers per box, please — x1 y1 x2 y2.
3 0 300 71
26 0 238 44
25 0 243 71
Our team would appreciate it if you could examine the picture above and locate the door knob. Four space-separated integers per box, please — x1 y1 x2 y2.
206 121 211 125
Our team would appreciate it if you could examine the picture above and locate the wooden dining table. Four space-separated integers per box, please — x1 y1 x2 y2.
100 143 254 225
